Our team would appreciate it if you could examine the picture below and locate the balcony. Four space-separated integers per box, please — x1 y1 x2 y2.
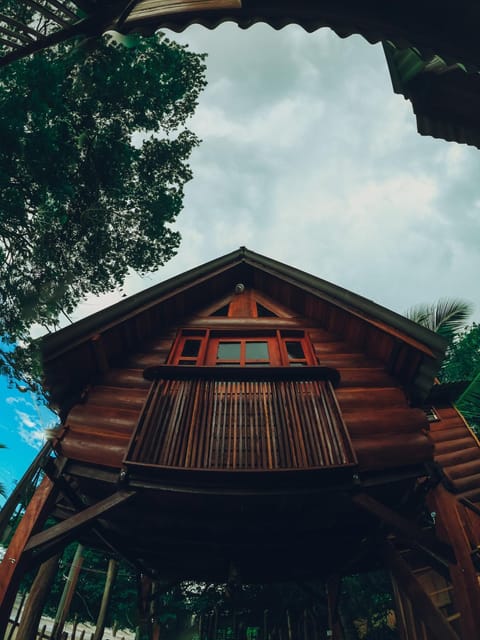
124 366 357 475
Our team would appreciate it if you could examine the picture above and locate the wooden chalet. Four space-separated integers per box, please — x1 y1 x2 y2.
2 1 480 148
1 247 480 639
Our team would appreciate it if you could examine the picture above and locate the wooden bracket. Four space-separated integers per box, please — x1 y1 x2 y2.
25 490 135 558
353 492 456 567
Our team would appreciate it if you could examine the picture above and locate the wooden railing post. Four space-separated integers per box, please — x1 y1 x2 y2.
0 476 58 638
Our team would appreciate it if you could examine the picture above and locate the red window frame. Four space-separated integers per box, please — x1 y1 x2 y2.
169 329 317 367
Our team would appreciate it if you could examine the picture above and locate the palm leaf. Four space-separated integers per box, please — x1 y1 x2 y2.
406 298 473 341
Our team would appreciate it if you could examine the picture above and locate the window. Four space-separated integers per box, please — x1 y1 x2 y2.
208 339 273 366
170 329 315 366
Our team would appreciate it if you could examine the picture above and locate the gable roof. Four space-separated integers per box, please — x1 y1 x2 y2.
41 247 447 410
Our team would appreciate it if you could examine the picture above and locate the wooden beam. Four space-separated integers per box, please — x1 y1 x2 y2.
15 553 62 640
0 476 58 638
92 558 118 640
0 13 42 38
144 363 341 385
24 0 72 27
429 485 480 639
326 574 344 640
352 492 456 567
52 544 84 640
46 0 79 20
0 24 34 44
383 541 459 640
0 443 52 541
25 490 135 555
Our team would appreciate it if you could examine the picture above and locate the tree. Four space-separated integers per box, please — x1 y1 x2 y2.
440 323 480 431
406 301 480 432
0 32 206 389
440 323 480 383
405 299 474 343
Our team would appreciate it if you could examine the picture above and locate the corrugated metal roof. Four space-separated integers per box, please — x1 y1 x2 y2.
2 1 480 69
384 42 480 149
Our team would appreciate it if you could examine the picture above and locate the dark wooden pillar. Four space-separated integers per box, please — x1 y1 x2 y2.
136 573 153 640
0 476 57 637
93 558 118 640
428 485 480 640
15 552 62 640
53 544 84 640
326 575 344 640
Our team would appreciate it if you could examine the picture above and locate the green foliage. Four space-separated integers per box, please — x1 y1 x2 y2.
455 371 480 431
440 323 480 383
0 32 206 389
340 572 397 640
406 298 474 343
37 545 137 628
439 324 480 431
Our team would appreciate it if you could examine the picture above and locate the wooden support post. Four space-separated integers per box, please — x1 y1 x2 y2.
383 541 459 640
93 558 119 640
52 544 85 640
0 476 57 638
428 485 480 640
136 573 153 640
6 591 26 640
326 575 344 640
15 552 62 640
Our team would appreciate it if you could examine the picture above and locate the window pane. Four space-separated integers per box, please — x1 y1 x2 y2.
285 341 305 360
178 359 196 365
181 339 201 358
216 362 240 367
217 342 241 360
245 341 269 360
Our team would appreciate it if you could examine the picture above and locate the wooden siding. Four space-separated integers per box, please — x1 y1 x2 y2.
307 325 433 471
55 311 434 476
55 332 176 467
431 405 480 516
126 378 356 470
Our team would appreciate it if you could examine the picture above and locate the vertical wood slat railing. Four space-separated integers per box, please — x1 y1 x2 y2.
126 368 356 471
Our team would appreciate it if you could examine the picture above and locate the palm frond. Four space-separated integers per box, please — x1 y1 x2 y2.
406 298 473 341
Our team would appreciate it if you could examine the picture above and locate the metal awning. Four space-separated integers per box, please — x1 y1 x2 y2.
2 1 480 69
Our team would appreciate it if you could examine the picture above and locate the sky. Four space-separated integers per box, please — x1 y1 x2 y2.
1 23 480 499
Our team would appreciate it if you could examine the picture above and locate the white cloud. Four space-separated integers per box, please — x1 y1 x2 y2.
15 409 46 449
38 23 480 326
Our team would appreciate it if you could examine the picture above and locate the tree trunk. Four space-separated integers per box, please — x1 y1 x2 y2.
15 552 62 640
